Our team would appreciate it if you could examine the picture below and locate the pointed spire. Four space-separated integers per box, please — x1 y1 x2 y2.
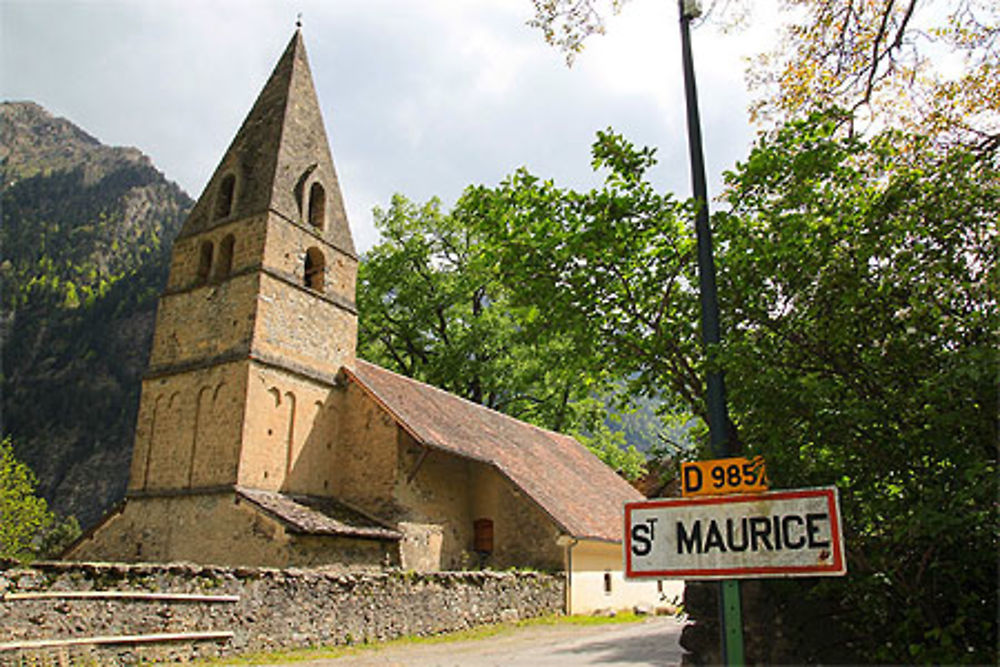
179 31 355 257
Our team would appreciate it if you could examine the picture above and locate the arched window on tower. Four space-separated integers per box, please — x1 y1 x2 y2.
308 182 326 229
304 247 325 292
215 173 236 220
216 234 235 279
197 240 213 284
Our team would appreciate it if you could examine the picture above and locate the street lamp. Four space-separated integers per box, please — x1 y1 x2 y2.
676 0 745 664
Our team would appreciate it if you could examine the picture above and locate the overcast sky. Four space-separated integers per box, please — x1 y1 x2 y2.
2 0 779 252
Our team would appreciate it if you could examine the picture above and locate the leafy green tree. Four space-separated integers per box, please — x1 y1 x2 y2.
572 421 648 481
457 130 708 435
716 112 998 663
0 437 61 563
466 117 997 663
38 514 81 560
357 194 646 478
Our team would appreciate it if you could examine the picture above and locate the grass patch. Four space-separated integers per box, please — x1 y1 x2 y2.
200 612 647 665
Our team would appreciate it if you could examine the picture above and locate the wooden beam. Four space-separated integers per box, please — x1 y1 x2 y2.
0 631 234 652
3 591 238 603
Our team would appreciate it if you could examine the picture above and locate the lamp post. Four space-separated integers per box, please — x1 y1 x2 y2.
676 0 745 663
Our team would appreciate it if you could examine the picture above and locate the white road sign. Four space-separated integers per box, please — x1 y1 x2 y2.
625 487 846 579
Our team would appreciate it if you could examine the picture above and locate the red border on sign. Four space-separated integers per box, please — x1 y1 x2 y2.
624 487 846 579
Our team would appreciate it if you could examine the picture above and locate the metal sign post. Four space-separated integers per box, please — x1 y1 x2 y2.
675 0 744 662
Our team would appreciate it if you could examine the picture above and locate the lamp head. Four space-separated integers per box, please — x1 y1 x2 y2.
682 0 703 20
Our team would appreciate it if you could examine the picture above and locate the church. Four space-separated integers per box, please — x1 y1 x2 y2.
67 30 678 614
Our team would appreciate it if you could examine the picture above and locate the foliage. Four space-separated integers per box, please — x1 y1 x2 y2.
459 130 707 433
360 194 597 431
0 436 52 562
0 436 79 563
716 111 998 664
528 0 999 149
38 514 82 560
357 194 645 475
748 0 999 150
467 117 996 663
528 0 628 64
1 102 190 528
572 421 648 481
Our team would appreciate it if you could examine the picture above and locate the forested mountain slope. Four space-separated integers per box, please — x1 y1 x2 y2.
1 101 192 528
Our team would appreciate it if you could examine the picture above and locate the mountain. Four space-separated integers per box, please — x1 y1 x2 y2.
1 101 192 528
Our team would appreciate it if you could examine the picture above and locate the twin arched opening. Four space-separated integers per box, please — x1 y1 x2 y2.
195 234 236 285
198 171 330 290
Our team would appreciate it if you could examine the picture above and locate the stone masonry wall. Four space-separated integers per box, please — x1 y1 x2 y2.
0 561 564 665
129 362 248 492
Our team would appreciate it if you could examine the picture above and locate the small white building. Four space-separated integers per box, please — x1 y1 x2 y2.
563 538 683 614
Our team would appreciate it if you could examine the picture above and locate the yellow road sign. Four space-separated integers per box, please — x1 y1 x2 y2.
681 456 768 497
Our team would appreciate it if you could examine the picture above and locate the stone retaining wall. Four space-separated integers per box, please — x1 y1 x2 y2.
0 561 564 665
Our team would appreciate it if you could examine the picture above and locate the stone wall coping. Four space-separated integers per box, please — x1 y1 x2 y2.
2 560 561 582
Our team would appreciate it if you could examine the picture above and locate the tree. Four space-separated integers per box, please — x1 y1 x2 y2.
528 0 999 149
0 436 70 563
747 0 999 150
466 118 997 662
457 130 708 432
715 111 998 663
528 0 628 64
357 194 646 478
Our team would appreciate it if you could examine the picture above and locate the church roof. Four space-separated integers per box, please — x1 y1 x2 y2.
237 487 401 540
345 360 643 543
178 30 355 257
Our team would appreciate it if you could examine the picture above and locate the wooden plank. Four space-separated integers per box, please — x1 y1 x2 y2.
3 591 239 603
0 631 234 651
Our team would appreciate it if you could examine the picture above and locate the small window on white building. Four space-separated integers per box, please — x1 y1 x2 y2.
604 572 612 595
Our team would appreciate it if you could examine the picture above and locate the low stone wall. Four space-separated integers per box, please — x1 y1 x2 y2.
0 561 564 665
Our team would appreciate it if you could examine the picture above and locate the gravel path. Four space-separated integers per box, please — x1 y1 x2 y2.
263 615 686 667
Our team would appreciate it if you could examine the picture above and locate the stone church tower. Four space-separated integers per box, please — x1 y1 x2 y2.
67 31 404 565
68 31 650 590
130 30 357 498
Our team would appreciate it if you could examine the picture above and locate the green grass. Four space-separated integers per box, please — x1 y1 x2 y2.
200 612 647 665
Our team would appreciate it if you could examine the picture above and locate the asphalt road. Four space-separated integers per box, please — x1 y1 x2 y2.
265 615 686 667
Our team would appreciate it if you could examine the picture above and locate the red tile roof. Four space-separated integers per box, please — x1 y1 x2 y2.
345 360 644 543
